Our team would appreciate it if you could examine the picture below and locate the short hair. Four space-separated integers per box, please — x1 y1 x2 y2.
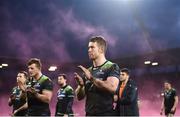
19 71 28 79
27 58 42 69
58 74 67 80
89 36 107 53
121 68 130 75
164 80 172 85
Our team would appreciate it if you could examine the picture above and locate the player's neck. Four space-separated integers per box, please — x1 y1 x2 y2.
93 55 107 67
122 78 129 84
165 87 172 91
168 87 172 90
34 72 42 80
61 83 67 88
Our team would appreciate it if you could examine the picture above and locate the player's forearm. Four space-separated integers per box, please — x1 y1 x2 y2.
16 102 28 112
172 96 178 109
75 85 85 100
161 99 165 111
8 98 13 106
36 93 51 103
92 78 116 93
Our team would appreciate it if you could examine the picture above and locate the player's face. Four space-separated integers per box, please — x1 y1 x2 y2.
58 76 66 86
17 73 26 84
88 42 101 60
164 82 171 90
120 72 129 81
28 63 40 77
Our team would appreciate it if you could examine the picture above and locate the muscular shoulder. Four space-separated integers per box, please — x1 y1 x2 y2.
101 61 117 69
104 61 120 78
65 85 74 91
171 88 177 95
39 75 53 91
65 85 74 96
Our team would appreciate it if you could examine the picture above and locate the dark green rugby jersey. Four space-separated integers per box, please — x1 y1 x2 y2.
84 61 120 115
10 86 27 114
55 85 74 116
164 88 177 110
27 75 53 113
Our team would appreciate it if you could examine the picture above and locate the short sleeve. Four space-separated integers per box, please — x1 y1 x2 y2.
108 63 120 79
42 79 53 91
66 86 74 98
173 89 177 96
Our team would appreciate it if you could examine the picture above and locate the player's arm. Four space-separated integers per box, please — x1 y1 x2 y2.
160 97 165 115
91 76 119 94
78 64 120 94
8 97 13 106
13 102 28 115
36 89 53 103
33 80 53 103
74 73 85 100
65 88 74 114
171 96 178 111
8 89 16 106
75 85 85 100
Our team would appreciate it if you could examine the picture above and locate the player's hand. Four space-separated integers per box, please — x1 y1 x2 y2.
26 87 37 96
17 78 26 92
10 94 16 100
78 65 92 80
74 72 84 86
171 107 175 113
160 108 163 115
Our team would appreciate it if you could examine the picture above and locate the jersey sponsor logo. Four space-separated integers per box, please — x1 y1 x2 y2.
34 82 40 88
96 77 103 80
32 82 40 92
12 88 21 100
164 91 172 98
57 93 66 100
96 70 105 76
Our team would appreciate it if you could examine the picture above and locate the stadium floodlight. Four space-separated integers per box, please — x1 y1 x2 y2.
2 63 8 67
152 62 158 66
48 66 57 71
144 61 151 65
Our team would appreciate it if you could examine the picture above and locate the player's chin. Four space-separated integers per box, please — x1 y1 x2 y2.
89 55 95 60
29 74 34 77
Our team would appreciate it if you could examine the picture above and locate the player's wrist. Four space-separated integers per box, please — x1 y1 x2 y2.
90 76 96 83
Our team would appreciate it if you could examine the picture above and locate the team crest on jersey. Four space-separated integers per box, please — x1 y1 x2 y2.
165 91 172 98
96 69 105 75
57 90 66 100
34 82 40 87
33 83 41 92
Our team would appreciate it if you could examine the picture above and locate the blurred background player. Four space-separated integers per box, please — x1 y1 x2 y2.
55 74 74 116
8 71 28 116
160 81 178 117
